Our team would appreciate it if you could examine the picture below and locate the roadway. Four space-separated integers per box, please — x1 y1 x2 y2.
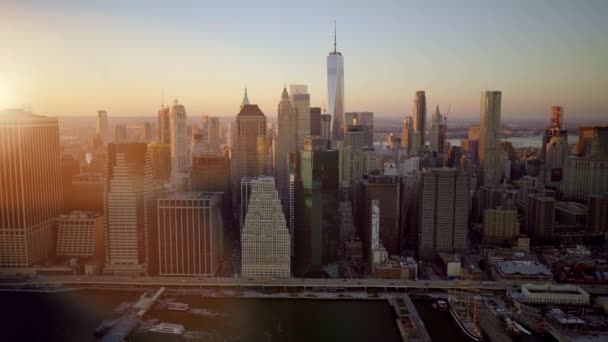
3 275 608 294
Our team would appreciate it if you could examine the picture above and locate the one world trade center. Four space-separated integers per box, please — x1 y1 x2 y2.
328 22 344 141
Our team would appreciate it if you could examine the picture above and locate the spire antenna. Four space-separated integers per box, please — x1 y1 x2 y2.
333 20 337 53
161 88 164 108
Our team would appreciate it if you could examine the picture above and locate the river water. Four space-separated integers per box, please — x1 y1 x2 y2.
0 290 402 342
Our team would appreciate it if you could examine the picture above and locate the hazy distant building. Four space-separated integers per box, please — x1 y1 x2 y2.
577 126 608 157
158 106 171 144
401 116 413 153
526 193 556 240
321 114 332 140
56 211 104 259
419 168 469 258
588 193 608 233
207 116 220 152
0 109 63 267
328 26 345 141
275 86 295 216
114 123 127 142
479 91 502 185
540 106 568 161
483 209 519 243
295 137 340 276
290 84 310 149
241 177 290 278
103 143 155 276
148 141 171 182
170 99 189 183
359 174 401 257
413 91 426 147
518 176 539 206
97 110 110 143
429 105 446 153
142 121 152 141
69 173 104 213
157 193 222 277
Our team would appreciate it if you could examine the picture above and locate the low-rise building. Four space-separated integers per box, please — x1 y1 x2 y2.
492 260 553 283
56 211 104 259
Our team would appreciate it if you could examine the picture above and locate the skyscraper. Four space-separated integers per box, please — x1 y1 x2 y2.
275 86 295 216
0 109 63 267
295 137 339 276
526 193 556 240
540 106 568 161
418 168 469 258
241 177 291 278
233 103 268 224
97 110 109 143
103 143 155 275
290 84 310 150
148 141 171 182
401 116 413 153
345 112 374 147
429 106 446 153
208 116 220 152
479 91 502 185
56 211 104 259
170 99 188 183
158 105 171 144
142 121 152 141
114 123 127 142
157 192 223 277
321 114 332 140
310 107 322 136
328 23 345 141
413 91 426 147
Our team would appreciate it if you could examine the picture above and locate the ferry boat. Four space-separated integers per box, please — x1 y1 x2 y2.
149 322 186 335
448 294 483 341
166 302 189 311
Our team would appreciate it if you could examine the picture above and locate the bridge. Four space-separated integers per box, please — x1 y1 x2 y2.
2 275 608 295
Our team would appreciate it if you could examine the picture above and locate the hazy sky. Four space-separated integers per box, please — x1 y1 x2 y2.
1 0 607 120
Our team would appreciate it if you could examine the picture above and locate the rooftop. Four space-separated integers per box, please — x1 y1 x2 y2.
237 104 265 117
496 261 552 276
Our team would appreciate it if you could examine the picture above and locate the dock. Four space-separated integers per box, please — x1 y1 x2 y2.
389 295 432 342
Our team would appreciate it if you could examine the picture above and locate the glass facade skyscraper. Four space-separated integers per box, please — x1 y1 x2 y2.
328 25 345 141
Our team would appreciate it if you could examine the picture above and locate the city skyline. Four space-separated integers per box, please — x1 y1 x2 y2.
1 1 607 120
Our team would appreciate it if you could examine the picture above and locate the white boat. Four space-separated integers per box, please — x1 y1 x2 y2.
149 322 185 335
167 302 189 311
448 295 483 341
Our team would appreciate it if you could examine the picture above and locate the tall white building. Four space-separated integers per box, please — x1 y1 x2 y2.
170 99 188 184
0 109 63 267
290 84 310 150
480 91 502 185
241 177 291 278
328 23 345 141
103 143 155 276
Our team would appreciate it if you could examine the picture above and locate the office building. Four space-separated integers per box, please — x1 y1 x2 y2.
345 112 374 147
56 211 104 259
563 131 608 201
157 193 222 277
68 173 104 213
540 106 568 161
577 126 608 157
142 121 152 142
418 168 469 258
328 24 345 141
413 91 426 147
232 103 267 220
148 141 171 182
429 105 446 153
554 202 587 226
295 137 340 276
400 116 413 153
207 116 220 152
158 105 171 144
526 193 556 240
0 109 63 267
290 84 310 149
241 177 290 278
103 143 155 276
97 110 110 143
114 123 127 142
191 151 230 194
483 209 519 243
588 193 608 232
479 91 502 185
310 107 322 136
170 99 188 183
359 174 401 257
275 86 295 215
321 114 331 140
